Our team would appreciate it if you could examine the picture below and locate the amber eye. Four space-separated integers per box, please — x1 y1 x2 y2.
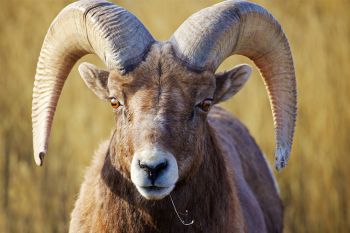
197 99 212 112
110 98 121 109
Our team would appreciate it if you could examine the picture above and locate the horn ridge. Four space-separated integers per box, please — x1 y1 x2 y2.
170 0 297 170
32 0 155 165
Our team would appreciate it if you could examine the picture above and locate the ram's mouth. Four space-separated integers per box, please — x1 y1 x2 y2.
143 186 164 191
136 185 174 200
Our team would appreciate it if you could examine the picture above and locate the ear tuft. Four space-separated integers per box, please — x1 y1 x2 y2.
214 64 252 104
78 62 110 100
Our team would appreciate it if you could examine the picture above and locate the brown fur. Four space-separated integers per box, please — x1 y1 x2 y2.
70 43 283 233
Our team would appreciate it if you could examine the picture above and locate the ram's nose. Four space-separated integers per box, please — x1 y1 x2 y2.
138 160 168 184
131 146 178 200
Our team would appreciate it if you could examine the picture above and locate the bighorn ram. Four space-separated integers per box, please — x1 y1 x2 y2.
32 0 297 232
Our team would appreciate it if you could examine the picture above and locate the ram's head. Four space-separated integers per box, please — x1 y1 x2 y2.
32 0 296 200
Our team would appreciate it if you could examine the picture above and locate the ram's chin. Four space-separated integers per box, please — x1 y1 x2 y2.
136 185 174 200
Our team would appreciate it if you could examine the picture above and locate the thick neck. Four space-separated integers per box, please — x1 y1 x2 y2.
99 126 242 232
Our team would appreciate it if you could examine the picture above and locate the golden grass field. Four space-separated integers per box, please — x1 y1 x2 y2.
0 0 349 232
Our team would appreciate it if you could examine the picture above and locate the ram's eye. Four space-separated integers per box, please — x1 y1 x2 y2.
110 98 121 109
197 99 213 112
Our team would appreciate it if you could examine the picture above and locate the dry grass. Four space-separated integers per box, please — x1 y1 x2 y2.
0 0 349 232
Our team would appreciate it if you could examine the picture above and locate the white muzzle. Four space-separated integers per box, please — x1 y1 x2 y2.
131 146 179 200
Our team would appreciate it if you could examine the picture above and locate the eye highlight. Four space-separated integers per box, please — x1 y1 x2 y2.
197 99 213 112
110 97 121 109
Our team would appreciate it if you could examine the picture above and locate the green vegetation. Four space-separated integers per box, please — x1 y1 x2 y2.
0 0 349 232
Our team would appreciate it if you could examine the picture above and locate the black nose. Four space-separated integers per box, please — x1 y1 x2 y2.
139 161 168 184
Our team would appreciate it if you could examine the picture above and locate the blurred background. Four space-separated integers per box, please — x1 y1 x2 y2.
0 0 349 232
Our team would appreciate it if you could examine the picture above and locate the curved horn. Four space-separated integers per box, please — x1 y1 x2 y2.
171 1 297 170
32 0 155 166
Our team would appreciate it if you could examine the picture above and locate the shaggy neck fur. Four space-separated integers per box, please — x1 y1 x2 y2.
96 124 244 233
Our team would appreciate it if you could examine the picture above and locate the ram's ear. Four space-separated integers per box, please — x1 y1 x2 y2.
78 62 110 100
213 64 252 104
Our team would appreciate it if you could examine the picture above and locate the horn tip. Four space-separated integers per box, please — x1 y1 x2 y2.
34 151 46 166
274 145 291 171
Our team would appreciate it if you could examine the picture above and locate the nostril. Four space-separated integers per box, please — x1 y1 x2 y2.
138 160 168 183
138 160 149 171
154 161 167 173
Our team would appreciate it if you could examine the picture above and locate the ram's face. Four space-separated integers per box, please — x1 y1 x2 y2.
78 44 251 200
108 50 217 200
